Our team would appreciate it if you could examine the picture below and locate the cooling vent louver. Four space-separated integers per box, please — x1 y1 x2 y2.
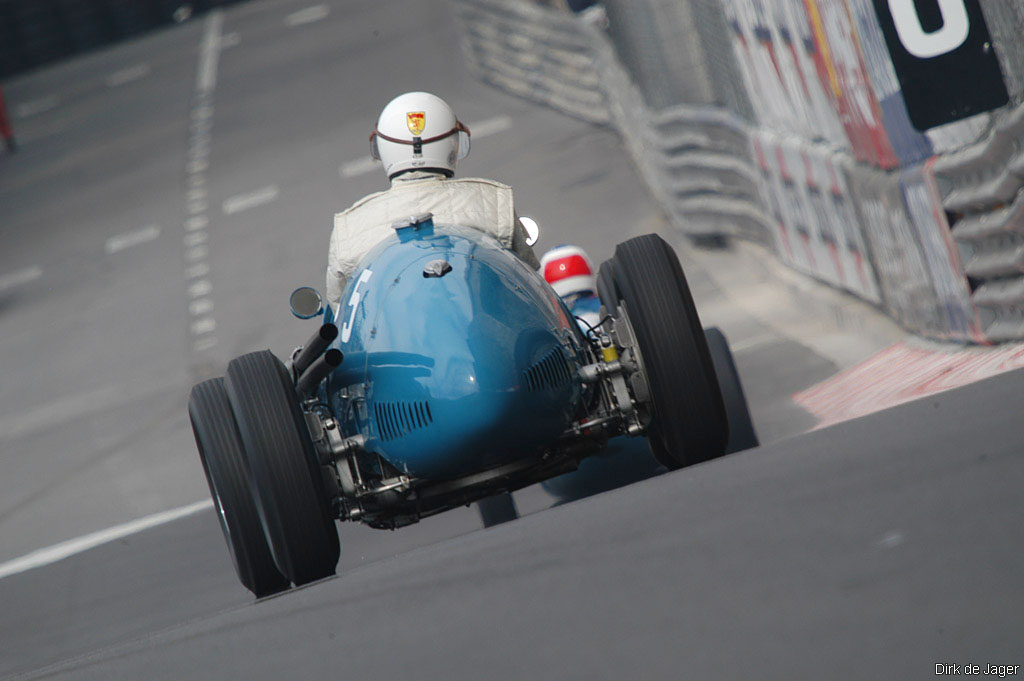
523 347 571 392
375 400 433 441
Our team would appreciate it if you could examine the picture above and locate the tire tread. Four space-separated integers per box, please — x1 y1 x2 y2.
612 234 728 467
189 378 289 597
226 351 339 586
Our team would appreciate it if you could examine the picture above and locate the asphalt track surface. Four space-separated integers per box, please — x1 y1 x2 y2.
0 0 1019 678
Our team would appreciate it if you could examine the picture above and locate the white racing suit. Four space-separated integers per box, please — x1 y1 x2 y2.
326 171 540 310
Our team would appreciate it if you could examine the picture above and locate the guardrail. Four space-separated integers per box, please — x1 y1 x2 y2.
453 0 773 248
451 0 1024 343
455 0 608 125
934 102 1024 341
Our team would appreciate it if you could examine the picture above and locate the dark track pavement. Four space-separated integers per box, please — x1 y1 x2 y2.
8 368 1024 680
3 1 1008 679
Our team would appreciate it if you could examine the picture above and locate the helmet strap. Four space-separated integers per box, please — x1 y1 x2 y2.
370 121 470 149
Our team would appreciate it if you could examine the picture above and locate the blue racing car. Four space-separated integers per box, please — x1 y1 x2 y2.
189 214 756 597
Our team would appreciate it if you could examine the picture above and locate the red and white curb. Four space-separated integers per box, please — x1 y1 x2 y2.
793 342 1024 428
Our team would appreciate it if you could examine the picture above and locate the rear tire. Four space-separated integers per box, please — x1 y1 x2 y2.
226 351 340 586
189 378 289 598
610 234 728 468
476 492 519 528
704 327 759 453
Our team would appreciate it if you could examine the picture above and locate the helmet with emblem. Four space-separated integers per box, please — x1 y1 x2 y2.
540 245 598 298
369 92 470 179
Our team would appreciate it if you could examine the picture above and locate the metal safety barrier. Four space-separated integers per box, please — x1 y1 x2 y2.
452 0 772 247
449 0 1024 343
934 102 1024 341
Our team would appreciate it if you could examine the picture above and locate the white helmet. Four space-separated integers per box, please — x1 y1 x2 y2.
370 92 470 179
540 245 597 298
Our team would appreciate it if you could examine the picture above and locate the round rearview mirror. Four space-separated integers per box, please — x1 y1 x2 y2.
520 216 540 247
289 286 323 319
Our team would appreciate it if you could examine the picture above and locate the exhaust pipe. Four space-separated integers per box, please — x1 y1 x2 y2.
297 348 343 395
293 323 338 376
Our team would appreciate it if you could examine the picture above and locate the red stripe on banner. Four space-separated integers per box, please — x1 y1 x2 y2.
753 137 769 172
776 147 792 183
804 153 817 190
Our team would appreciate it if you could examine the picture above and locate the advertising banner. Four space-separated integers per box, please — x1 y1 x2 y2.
898 161 984 340
722 0 848 148
843 0 933 165
870 0 1008 130
752 131 881 302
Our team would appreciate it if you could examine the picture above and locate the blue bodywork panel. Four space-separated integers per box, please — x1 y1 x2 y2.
325 221 587 480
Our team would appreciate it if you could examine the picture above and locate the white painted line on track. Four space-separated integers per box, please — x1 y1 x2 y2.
185 262 210 279
470 115 513 138
189 298 214 316
188 145 210 162
878 531 904 549
0 500 214 581
193 336 218 352
185 215 209 232
104 224 161 254
340 116 514 178
340 155 380 179
188 279 213 298
223 185 280 214
220 31 241 48
184 231 208 247
191 105 214 121
105 63 151 87
190 118 212 136
187 159 210 175
196 11 224 95
285 4 330 27
185 10 223 357
191 317 217 335
0 265 43 293
15 95 59 118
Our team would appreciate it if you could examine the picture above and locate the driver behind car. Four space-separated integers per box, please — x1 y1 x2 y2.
541 244 602 333
327 91 540 312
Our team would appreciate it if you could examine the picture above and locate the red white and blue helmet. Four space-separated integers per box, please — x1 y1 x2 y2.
540 245 597 298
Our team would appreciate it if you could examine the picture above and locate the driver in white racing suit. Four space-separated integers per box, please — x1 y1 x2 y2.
326 92 540 312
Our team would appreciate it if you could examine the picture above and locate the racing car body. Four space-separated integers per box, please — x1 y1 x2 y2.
189 213 752 597
326 219 585 480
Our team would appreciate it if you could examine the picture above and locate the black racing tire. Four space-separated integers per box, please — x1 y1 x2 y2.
226 351 340 586
475 492 519 528
704 327 759 453
611 234 728 469
189 378 289 598
597 260 618 315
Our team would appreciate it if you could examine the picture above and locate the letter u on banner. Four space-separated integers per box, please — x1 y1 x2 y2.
888 0 968 58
